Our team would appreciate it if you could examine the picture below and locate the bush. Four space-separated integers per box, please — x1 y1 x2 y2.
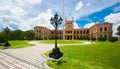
83 38 87 40
86 38 90 41
35 37 42 40
98 37 106 41
78 37 83 40
91 38 96 41
108 37 118 42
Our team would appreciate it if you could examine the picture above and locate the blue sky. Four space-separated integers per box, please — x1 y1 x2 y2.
0 0 120 36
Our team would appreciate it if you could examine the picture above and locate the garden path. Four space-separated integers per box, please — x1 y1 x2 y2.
0 41 92 69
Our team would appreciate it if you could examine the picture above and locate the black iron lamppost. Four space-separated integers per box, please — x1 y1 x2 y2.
49 13 63 60
3 27 11 49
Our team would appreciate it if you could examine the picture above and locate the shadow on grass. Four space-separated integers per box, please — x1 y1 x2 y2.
52 60 67 65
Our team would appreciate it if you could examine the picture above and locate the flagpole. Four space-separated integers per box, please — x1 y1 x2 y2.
62 0 65 40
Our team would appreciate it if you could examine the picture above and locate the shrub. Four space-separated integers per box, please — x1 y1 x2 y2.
98 37 106 41
78 37 83 40
108 37 118 42
83 38 87 40
35 37 42 40
86 38 90 41
91 38 96 41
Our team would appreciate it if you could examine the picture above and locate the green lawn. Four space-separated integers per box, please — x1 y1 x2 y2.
0 40 35 49
40 40 83 44
46 41 120 69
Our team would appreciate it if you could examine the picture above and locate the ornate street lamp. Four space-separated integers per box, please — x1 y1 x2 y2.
49 13 63 60
3 27 11 49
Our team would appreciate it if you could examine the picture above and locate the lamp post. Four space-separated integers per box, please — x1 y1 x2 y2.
3 27 11 49
49 13 63 60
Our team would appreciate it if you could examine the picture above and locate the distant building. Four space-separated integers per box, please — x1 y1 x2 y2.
34 19 112 40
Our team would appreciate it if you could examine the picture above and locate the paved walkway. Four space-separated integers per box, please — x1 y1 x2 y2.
0 41 93 69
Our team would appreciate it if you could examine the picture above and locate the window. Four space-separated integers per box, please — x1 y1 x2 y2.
104 27 107 31
104 34 107 38
74 31 76 34
36 30 38 33
51 31 54 34
39 30 41 33
80 31 82 34
77 31 79 34
100 27 102 32
60 31 61 34
68 31 70 33
87 31 89 34
74 36 76 39
66 31 67 33
84 31 85 34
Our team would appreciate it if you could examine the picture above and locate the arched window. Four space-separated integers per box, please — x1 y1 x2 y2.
87 31 89 34
68 31 70 33
104 27 107 31
84 31 85 34
74 31 76 34
66 31 67 33
100 27 102 32
80 31 82 34
104 34 107 38
77 31 79 34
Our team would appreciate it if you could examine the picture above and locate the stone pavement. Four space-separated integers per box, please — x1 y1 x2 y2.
0 41 54 69
0 41 92 69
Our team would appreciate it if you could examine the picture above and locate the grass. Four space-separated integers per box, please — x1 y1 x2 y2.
46 41 120 69
40 40 83 44
0 40 35 49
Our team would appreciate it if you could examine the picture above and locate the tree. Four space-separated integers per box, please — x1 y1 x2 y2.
14 30 24 40
116 26 120 36
0 32 6 43
24 30 34 40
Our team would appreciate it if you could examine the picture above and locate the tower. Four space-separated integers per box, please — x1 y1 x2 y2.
64 19 74 40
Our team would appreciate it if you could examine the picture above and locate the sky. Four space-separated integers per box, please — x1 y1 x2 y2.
0 0 120 36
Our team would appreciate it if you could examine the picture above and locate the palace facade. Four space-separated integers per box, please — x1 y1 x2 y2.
34 19 112 40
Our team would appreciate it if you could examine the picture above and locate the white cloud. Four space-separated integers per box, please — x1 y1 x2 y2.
105 13 120 23
0 0 52 31
25 9 54 30
74 22 80 29
104 13 120 36
75 1 83 11
74 0 119 20
0 0 42 31
26 0 42 5
86 3 90 6
0 6 26 17
0 0 119 31
84 22 95 28
14 0 42 6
